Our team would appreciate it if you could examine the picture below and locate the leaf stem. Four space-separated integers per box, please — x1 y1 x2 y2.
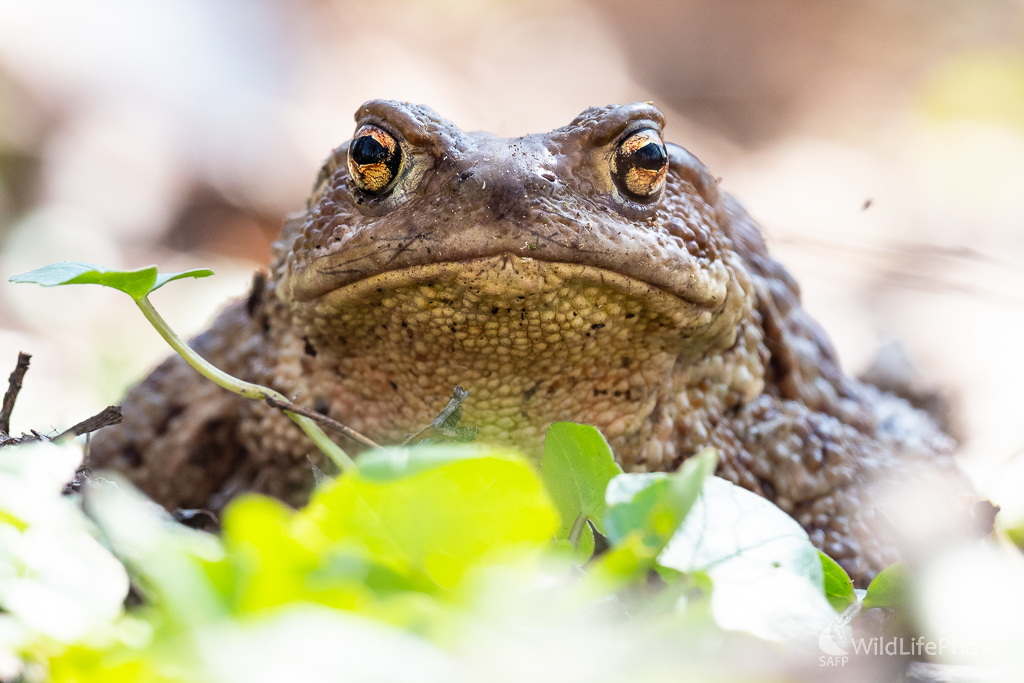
568 513 588 549
134 296 355 473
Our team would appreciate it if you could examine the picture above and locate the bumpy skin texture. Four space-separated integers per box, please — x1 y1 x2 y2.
91 101 964 583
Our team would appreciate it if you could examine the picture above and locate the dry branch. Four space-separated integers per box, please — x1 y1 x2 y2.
264 397 381 449
0 352 31 435
403 386 477 445
55 405 122 441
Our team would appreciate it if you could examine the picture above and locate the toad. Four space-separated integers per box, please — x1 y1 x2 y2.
90 101 966 583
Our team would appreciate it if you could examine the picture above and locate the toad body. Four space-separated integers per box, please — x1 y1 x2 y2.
91 101 964 583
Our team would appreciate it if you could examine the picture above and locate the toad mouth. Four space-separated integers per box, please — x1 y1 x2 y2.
288 254 732 333
289 249 730 315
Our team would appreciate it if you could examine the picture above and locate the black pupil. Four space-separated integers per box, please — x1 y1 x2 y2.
351 135 389 165
627 141 667 171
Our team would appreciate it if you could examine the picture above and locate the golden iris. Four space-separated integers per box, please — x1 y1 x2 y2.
613 129 668 199
348 125 403 194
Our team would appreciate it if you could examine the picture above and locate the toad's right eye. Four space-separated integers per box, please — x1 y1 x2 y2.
611 129 668 200
347 125 403 194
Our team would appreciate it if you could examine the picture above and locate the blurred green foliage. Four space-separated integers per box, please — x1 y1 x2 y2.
0 423 908 682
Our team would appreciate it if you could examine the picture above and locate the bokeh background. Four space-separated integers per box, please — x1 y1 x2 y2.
0 0 1022 520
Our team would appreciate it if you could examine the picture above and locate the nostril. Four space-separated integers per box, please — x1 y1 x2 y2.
458 170 475 182
539 171 556 182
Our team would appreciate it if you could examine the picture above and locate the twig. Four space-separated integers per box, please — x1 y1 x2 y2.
1 405 122 449
54 405 122 441
403 386 477 445
264 398 380 449
0 352 31 435
134 296 355 472
0 430 42 447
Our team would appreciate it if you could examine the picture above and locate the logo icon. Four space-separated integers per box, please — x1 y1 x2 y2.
819 609 855 656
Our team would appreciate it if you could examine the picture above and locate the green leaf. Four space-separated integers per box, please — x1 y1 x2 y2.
9 262 213 301
355 444 517 482
551 521 596 565
303 445 558 589
151 268 216 293
574 520 596 563
862 561 911 611
659 475 834 643
221 494 389 614
819 551 856 612
541 422 622 538
590 531 659 586
603 447 717 552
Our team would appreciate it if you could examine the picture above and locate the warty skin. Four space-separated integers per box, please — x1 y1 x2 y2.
91 100 969 584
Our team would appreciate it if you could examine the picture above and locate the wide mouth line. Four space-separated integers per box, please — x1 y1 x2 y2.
296 253 721 311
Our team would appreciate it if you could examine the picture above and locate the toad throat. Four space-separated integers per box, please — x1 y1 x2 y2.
283 255 752 453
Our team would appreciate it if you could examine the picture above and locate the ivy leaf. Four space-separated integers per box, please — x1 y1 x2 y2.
819 551 856 612
540 423 622 538
9 262 213 301
862 561 911 611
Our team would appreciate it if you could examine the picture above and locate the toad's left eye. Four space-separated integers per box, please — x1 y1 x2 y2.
612 129 668 199
348 125 403 194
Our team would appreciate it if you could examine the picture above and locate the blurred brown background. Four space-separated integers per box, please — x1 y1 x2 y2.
0 0 1022 517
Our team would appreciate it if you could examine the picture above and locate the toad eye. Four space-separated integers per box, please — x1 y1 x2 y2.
612 129 668 199
348 125 403 194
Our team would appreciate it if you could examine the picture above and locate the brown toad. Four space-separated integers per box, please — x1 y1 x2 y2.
90 100 966 583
